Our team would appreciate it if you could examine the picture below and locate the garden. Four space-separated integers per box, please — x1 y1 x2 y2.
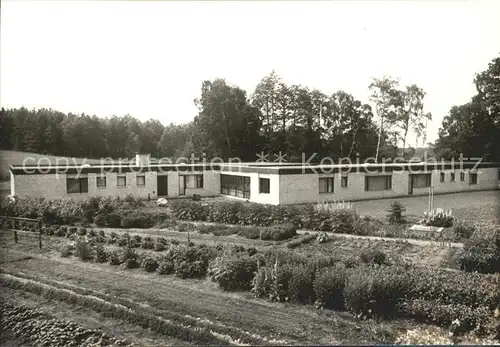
1 194 499 345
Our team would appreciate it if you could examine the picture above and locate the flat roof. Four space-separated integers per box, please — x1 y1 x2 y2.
9 161 500 175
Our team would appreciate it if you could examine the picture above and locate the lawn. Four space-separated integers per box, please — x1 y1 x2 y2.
352 190 500 222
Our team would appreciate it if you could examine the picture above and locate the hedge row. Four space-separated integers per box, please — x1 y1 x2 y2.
0 195 169 228
170 200 364 234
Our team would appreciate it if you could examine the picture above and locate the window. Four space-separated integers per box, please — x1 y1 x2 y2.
450 172 455 182
341 175 348 188
220 175 250 199
365 175 392 191
196 175 204 188
411 173 431 188
469 172 478 185
117 175 126 187
319 177 334 193
440 172 445 183
96 176 106 188
66 178 88 194
259 178 270 194
460 172 465 181
185 174 203 189
136 175 145 186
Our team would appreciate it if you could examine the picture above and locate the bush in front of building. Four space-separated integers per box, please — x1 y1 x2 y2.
313 264 348 310
458 227 499 274
260 223 297 241
208 250 260 291
120 210 161 228
387 201 406 224
419 208 454 228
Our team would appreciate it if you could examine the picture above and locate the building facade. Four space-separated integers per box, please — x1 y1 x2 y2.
9 154 500 205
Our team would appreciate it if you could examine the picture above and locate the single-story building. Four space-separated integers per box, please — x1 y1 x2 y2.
9 153 500 205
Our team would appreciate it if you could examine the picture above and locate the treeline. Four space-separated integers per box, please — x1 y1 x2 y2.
434 54 500 162
12 60 500 162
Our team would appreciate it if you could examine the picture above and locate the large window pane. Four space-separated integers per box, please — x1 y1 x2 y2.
221 174 251 198
365 175 392 191
411 174 431 188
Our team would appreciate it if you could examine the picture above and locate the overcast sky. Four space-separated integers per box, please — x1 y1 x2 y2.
1 0 499 145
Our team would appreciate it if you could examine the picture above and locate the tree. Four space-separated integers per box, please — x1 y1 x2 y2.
397 85 432 157
435 54 500 162
193 79 261 160
474 54 500 126
369 77 401 161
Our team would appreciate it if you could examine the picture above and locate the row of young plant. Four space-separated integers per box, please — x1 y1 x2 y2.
60 232 500 338
0 301 130 347
0 273 231 346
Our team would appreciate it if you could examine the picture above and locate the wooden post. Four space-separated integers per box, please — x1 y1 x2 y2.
14 219 18 244
38 219 42 250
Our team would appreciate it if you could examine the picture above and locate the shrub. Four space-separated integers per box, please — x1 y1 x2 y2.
93 211 122 228
121 247 140 269
124 193 144 208
98 229 106 238
252 266 273 299
171 239 180 245
117 233 130 247
398 299 491 333
420 208 454 228
108 231 118 244
66 226 77 236
108 251 122 265
236 226 261 239
314 264 347 309
154 237 168 251
387 201 406 224
120 210 158 228
93 244 108 263
60 244 72 258
458 228 499 274
156 255 175 275
260 223 297 241
75 238 92 261
141 255 159 272
287 234 317 249
359 249 389 265
78 227 87 236
130 235 142 248
175 260 205 278
452 220 476 241
170 200 209 221
209 252 259 291
287 264 315 304
55 226 67 237
141 236 155 250
344 265 413 318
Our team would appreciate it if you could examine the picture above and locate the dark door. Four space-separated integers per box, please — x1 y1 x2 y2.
157 176 168 196
408 175 414 195
179 175 186 196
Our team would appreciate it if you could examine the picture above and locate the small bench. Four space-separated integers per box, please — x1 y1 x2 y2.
409 225 444 233
409 225 447 246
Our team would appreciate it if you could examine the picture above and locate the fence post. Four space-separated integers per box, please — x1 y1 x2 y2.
13 219 18 244
38 219 42 250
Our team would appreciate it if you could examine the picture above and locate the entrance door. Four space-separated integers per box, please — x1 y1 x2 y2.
157 176 168 196
408 175 414 195
179 175 186 196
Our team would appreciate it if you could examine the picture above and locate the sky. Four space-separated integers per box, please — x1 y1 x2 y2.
1 1 499 145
